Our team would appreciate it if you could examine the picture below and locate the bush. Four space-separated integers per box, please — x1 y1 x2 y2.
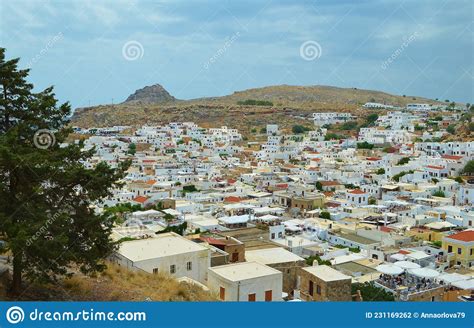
376 168 385 175
462 160 474 175
446 125 456 134
339 121 358 130
292 125 310 134
351 282 395 301
432 190 446 198
237 99 273 106
357 141 374 149
319 211 331 220
397 157 410 165
305 255 331 266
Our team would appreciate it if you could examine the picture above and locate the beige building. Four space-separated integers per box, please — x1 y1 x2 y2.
299 265 352 301
245 247 306 294
208 262 283 302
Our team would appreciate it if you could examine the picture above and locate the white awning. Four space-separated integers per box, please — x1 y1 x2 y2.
436 273 470 284
394 261 421 270
390 253 406 261
376 264 404 275
409 268 440 279
452 279 474 290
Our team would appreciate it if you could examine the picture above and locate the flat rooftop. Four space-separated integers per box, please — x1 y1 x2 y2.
245 247 304 265
209 261 281 282
303 265 351 282
117 232 208 262
337 233 378 245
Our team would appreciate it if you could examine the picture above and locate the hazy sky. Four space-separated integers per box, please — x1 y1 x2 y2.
1 0 473 108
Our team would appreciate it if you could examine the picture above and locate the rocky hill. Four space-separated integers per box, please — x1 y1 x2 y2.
72 84 442 135
124 84 176 104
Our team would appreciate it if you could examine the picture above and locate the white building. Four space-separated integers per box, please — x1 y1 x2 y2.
313 112 354 126
406 103 431 111
208 261 283 302
112 232 211 284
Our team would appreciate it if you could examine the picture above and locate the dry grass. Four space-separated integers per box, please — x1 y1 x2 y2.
0 264 218 301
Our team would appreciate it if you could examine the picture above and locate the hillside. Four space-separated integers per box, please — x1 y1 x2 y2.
71 84 442 134
0 264 217 301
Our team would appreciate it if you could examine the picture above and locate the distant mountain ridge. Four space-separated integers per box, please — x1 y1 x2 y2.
72 83 443 134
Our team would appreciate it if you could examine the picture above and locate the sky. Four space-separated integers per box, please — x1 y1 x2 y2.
1 0 473 109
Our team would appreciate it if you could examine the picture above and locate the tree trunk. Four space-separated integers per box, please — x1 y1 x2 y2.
11 254 22 294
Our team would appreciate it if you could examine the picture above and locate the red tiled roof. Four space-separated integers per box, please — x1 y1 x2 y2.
146 179 157 185
348 189 366 194
224 196 242 203
446 230 474 242
366 157 381 161
399 250 411 255
442 155 463 160
276 183 288 189
133 196 148 203
426 165 445 170
320 181 340 186
227 178 237 184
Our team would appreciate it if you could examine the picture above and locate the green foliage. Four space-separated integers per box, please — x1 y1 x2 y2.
432 190 446 198
376 168 385 175
431 240 442 248
324 133 344 141
392 170 414 182
0 48 129 293
319 211 331 220
182 185 198 194
454 176 464 183
259 127 267 133
366 113 379 125
469 123 474 132
351 282 395 301
446 125 456 134
305 255 331 266
127 142 136 155
397 157 410 165
315 181 323 191
251 128 257 133
157 222 188 236
368 197 377 205
237 99 273 106
462 160 474 175
339 121 358 130
357 141 374 149
292 125 311 134
334 244 361 253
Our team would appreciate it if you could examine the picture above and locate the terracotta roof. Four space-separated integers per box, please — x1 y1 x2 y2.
224 196 242 203
426 165 445 170
320 181 340 186
133 196 148 204
445 230 474 242
366 157 381 161
146 179 157 185
348 189 366 194
442 155 463 160
399 250 411 255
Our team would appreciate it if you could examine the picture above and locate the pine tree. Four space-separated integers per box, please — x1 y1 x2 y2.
0 48 129 294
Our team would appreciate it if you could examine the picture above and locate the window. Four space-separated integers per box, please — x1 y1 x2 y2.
309 280 314 296
458 248 462 255
219 287 225 300
153 268 158 274
316 285 321 295
248 293 256 302
170 264 176 274
448 245 452 253
471 248 473 256
265 290 272 302
231 252 239 262
186 261 192 271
